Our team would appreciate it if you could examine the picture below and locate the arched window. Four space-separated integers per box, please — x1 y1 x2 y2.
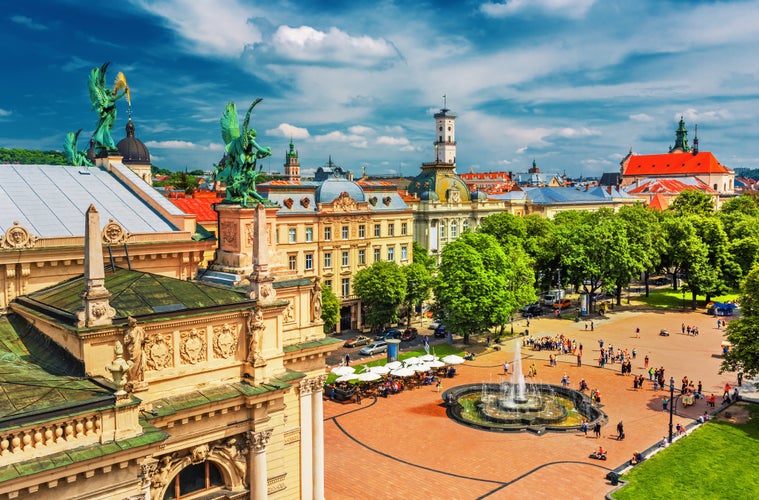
450 220 458 238
462 219 469 232
163 462 223 499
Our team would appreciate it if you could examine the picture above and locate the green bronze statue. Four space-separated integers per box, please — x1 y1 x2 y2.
88 62 130 151
216 99 272 207
63 128 93 167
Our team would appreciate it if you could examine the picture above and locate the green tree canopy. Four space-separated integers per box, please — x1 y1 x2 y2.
353 261 407 329
321 283 340 334
721 265 759 378
669 189 715 217
401 263 433 323
412 240 436 270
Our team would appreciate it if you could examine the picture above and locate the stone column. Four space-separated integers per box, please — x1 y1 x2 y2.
298 379 314 499
311 375 328 500
138 457 158 500
247 429 272 500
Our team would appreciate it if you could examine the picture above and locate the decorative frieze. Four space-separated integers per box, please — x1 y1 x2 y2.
267 472 287 494
213 323 239 359
179 328 206 365
145 332 174 371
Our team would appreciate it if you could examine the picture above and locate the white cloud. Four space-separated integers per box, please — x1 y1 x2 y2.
130 0 262 56
376 136 410 147
348 125 374 135
0 108 11 117
480 0 597 19
268 25 399 67
267 123 310 139
10 15 47 30
145 140 223 151
679 108 732 123
516 146 529 154
630 113 654 122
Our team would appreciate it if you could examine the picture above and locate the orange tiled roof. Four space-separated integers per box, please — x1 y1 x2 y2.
626 178 714 195
170 196 222 223
622 151 729 176
398 190 419 202
647 193 669 211
460 172 512 181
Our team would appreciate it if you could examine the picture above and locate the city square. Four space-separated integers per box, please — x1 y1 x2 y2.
324 307 737 499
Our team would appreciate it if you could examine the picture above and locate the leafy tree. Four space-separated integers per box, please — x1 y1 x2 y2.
617 203 664 296
721 265 759 378
0 147 68 165
353 261 407 329
401 263 433 323
521 214 559 290
660 214 707 293
412 240 436 270
434 233 514 343
478 212 527 248
669 189 715 217
321 283 340 333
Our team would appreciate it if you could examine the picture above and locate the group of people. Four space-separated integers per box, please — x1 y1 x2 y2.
681 323 700 335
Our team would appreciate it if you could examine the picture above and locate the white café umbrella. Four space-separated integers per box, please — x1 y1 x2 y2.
442 354 465 365
403 356 421 365
390 367 415 377
385 361 403 370
335 374 358 382
413 363 431 373
357 372 382 382
369 365 391 375
331 366 356 376
428 360 445 368
420 354 437 362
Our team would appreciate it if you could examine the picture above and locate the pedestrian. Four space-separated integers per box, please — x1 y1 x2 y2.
581 419 588 436
585 322 589 330
591 320 594 331
644 355 649 368
355 390 362 405
577 353 582 367
503 361 509 374
662 396 669 411
738 372 744 387
632 348 637 359
717 319 721 329
681 323 686 335
594 422 602 438
617 421 625 440
635 327 640 338
526 318 531 328
436 379 442 392
345 353 350 366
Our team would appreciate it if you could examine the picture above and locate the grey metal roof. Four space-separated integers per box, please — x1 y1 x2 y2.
523 186 635 205
0 164 179 238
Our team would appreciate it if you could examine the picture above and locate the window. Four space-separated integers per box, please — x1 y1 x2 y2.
401 246 408 261
288 228 296 243
325 279 332 289
305 227 313 242
358 249 366 265
324 252 332 269
373 248 381 262
341 278 350 297
324 226 332 241
359 225 366 238
288 255 297 270
401 222 407 236
305 253 313 270
166 461 223 499
450 220 458 238
374 224 381 237
462 219 469 232
342 251 349 267
342 225 349 240
440 223 446 238
387 247 395 261
388 223 395 236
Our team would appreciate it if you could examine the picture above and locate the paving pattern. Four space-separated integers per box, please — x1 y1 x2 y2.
324 309 737 499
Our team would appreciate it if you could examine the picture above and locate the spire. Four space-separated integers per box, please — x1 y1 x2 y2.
76 205 115 328
669 115 690 153
693 124 699 154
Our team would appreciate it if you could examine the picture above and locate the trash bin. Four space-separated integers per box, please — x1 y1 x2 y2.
606 471 620 485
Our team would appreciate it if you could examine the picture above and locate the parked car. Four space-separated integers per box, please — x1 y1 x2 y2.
659 329 670 336
401 328 418 342
375 328 402 341
343 335 372 348
552 298 572 310
522 303 543 317
434 325 448 338
428 320 441 330
359 341 388 356
651 277 669 286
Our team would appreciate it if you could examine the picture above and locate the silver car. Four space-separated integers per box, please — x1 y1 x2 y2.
359 341 388 356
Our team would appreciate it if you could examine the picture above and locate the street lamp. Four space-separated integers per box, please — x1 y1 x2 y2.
668 376 675 443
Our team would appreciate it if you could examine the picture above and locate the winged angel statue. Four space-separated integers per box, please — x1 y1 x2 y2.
216 99 272 206
63 128 92 167
88 62 130 151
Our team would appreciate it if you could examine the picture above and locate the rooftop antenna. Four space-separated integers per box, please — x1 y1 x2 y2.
442 94 447 110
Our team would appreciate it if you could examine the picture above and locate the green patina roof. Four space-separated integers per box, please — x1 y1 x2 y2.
0 418 168 482
147 375 302 420
0 314 115 427
274 277 314 289
283 336 343 353
24 267 252 321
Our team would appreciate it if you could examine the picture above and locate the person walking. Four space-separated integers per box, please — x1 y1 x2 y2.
617 421 625 440
644 354 649 368
503 361 509 374
591 320 595 331
594 422 602 438
345 353 351 366
581 419 588 436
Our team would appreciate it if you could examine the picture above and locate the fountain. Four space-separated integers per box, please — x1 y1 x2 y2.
442 341 606 434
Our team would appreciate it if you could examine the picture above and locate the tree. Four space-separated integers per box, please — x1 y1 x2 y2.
412 241 436 270
321 284 340 334
617 203 664 296
434 233 514 343
401 263 433 324
669 189 715 217
477 212 527 248
721 265 759 378
353 261 407 329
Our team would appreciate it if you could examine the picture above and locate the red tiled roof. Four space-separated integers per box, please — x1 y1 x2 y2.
398 191 419 202
647 193 669 211
170 196 222 223
622 151 729 176
626 178 714 195
460 172 512 181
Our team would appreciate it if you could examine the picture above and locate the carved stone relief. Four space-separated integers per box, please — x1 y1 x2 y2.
0 222 37 249
213 323 239 359
180 328 206 365
145 332 174 371
102 219 128 244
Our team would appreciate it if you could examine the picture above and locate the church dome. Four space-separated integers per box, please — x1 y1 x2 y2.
315 177 366 204
419 189 440 201
471 189 488 201
117 119 151 164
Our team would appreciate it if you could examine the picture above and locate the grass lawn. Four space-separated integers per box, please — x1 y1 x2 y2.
634 288 740 309
612 403 759 500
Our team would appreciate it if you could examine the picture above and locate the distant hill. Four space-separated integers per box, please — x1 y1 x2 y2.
0 148 68 165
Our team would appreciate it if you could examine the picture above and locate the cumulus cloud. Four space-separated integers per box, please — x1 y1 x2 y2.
257 25 400 68
553 127 601 138
0 108 11 117
480 0 597 19
376 136 410 147
516 146 529 154
267 123 310 139
145 140 223 151
313 130 368 148
10 15 47 30
680 108 732 123
630 113 655 122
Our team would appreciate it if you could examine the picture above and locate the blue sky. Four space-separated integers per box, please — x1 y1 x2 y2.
2 0 759 178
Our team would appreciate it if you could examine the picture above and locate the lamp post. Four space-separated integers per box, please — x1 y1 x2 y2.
668 376 675 443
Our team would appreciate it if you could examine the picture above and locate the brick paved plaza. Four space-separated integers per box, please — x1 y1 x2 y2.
324 308 736 499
